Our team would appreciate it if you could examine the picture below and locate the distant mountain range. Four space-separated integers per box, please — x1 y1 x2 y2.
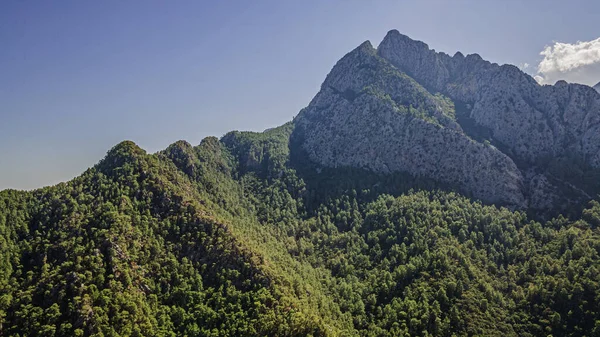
2 31 600 336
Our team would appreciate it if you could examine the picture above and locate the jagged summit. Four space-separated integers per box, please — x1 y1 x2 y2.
295 32 526 207
294 30 600 212
594 81 600 92
357 40 375 51
381 30 431 51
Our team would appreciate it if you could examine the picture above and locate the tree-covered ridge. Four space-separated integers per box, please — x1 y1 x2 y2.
0 139 333 336
224 126 600 336
1 125 600 336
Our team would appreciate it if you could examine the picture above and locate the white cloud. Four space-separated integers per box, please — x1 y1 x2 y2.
534 37 600 86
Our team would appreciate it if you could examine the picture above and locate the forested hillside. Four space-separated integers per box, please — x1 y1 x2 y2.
2 124 600 336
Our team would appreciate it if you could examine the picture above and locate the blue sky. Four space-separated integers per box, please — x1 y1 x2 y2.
1 0 599 190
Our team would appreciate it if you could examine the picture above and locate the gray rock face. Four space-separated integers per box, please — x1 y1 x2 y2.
295 42 526 207
594 82 600 93
378 30 600 166
293 31 600 211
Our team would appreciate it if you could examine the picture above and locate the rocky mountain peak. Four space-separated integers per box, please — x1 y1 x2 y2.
356 40 375 52
293 30 600 212
378 30 600 164
381 30 431 54
295 33 527 208
594 81 600 93
377 30 452 90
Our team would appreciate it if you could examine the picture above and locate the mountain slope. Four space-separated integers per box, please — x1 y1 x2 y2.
0 139 348 336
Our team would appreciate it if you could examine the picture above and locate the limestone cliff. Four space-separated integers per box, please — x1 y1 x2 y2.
292 31 600 212
294 41 525 207
378 30 600 166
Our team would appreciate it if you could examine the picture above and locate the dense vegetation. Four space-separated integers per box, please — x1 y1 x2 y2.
2 124 600 336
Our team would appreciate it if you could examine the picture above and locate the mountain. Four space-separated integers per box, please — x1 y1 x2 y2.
2 31 600 336
594 81 600 93
294 40 525 209
295 30 600 213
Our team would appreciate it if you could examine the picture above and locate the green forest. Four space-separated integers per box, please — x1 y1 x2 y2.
1 123 600 336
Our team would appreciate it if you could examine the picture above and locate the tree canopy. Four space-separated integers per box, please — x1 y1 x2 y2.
1 126 600 336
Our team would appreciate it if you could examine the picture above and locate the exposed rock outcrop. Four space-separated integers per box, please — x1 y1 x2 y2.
377 30 600 166
295 41 525 207
293 31 600 212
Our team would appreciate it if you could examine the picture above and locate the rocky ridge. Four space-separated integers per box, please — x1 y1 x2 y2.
293 30 600 211
377 30 600 166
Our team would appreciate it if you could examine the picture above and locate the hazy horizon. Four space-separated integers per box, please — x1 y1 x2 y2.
2 0 600 190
